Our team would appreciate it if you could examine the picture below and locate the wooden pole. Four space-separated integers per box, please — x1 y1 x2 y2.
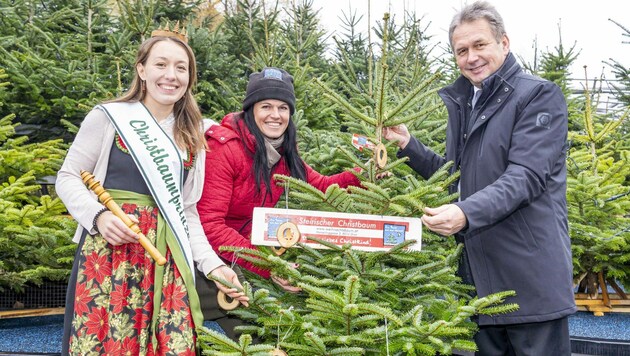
80 170 167 266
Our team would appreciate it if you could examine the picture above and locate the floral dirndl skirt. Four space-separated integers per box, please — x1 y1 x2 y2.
67 189 199 355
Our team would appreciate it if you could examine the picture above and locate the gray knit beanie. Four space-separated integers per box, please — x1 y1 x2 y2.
242 67 295 114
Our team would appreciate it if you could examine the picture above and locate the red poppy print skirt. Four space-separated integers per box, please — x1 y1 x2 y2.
67 202 196 355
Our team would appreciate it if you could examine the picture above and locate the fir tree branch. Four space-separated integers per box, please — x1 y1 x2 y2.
385 73 442 123
314 78 377 126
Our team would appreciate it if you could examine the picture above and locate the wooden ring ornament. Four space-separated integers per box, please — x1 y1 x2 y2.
375 143 388 169
271 247 287 256
276 222 300 248
217 290 240 311
271 349 288 356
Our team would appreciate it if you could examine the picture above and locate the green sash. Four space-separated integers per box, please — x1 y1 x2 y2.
108 189 204 349
98 102 195 274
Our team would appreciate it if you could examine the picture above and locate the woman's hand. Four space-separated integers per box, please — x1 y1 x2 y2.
271 263 301 293
356 163 392 180
271 275 302 293
210 265 250 307
96 211 139 246
382 124 411 149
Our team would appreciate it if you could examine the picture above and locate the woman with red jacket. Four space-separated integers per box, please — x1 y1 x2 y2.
195 67 361 338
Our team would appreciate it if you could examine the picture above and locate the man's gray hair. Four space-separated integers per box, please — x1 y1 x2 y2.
448 1 506 49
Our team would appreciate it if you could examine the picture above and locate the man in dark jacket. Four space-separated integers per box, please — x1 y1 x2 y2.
384 1 576 354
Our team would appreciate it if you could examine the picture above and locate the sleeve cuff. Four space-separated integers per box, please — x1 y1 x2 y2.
197 257 226 278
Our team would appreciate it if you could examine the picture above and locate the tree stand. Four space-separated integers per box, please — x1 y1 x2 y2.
575 271 630 316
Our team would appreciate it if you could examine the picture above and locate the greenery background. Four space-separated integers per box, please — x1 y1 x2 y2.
0 0 628 353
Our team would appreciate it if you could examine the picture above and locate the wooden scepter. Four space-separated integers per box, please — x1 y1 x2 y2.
80 170 167 266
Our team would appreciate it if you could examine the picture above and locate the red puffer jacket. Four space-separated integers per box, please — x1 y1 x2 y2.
197 112 361 278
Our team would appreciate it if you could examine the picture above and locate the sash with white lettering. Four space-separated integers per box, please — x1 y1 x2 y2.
98 102 195 276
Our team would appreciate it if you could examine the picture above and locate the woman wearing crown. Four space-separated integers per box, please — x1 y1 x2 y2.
55 25 248 355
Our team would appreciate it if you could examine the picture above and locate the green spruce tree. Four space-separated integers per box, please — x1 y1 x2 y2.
276 0 338 130
533 31 630 301
199 14 519 355
193 0 282 117
0 0 117 140
0 71 77 292
606 19 630 107
568 77 630 298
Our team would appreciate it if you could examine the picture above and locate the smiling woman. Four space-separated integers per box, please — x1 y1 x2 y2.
136 40 191 122
54 31 247 355
252 99 291 138
195 67 364 340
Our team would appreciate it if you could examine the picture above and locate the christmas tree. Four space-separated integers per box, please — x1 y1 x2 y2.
0 70 77 292
0 0 118 141
199 13 519 355
568 68 630 299
606 19 630 107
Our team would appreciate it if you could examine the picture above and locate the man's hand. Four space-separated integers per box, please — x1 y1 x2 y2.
210 265 250 307
421 204 467 236
382 124 411 149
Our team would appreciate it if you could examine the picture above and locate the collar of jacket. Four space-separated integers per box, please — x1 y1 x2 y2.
206 112 257 153
439 52 521 106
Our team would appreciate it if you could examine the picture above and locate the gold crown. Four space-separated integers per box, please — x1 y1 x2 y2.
151 21 188 43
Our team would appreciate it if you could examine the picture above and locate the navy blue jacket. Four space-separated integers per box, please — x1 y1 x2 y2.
400 53 576 325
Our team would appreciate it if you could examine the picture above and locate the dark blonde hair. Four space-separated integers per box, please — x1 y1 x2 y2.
115 36 206 153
